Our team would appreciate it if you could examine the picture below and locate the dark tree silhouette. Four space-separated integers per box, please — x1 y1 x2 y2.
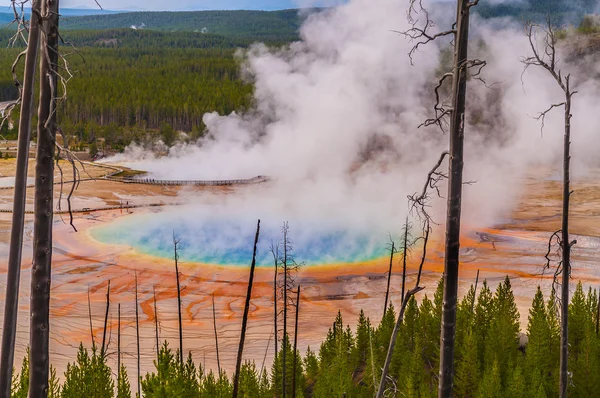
29 0 60 395
0 1 42 393
232 219 260 398
522 20 578 397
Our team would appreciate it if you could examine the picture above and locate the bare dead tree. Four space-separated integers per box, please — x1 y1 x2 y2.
101 280 111 358
232 220 261 398
400 217 412 303
135 271 140 397
270 241 279 397
401 1 483 395
0 2 43 393
173 232 184 368
88 286 95 349
29 1 61 394
471 269 480 314
376 220 430 398
596 288 599 336
292 285 301 398
212 293 221 375
117 303 121 387
260 328 274 377
522 20 578 397
153 285 159 361
383 238 396 315
275 222 303 398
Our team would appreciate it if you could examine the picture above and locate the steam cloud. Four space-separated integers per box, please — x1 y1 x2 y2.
106 0 600 240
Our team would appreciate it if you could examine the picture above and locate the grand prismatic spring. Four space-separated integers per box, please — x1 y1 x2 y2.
1 159 600 378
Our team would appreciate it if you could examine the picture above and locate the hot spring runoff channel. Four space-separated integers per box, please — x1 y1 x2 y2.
91 212 391 267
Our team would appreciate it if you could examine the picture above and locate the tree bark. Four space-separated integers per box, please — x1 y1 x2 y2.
101 280 110 358
292 286 301 398
438 1 471 396
559 85 572 398
212 293 221 375
0 2 42 394
383 242 395 315
232 220 260 398
29 1 60 395
174 235 183 368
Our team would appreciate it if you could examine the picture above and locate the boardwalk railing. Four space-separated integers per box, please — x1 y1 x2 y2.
104 175 270 186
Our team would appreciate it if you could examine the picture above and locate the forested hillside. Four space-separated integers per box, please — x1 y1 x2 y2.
59 9 308 41
0 29 263 149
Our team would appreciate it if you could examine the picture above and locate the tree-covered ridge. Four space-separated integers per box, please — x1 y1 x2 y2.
57 9 313 40
9 277 600 397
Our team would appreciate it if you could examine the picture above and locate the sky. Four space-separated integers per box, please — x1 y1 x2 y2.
0 0 348 11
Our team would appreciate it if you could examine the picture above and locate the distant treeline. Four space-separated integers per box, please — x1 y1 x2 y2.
0 29 262 145
9 277 600 397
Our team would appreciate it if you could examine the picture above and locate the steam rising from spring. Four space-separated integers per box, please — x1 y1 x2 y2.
107 0 600 242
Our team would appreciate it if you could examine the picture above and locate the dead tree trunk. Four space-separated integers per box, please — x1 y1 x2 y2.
174 233 183 368
401 218 410 302
29 1 60 395
271 245 279 397
232 220 260 398
377 224 429 398
212 293 221 375
153 285 159 360
101 280 111 358
438 2 472 396
282 224 289 398
0 2 42 393
135 272 141 397
292 286 301 398
522 21 577 397
383 241 395 314
596 288 599 336
117 303 121 385
88 286 95 349
471 269 480 314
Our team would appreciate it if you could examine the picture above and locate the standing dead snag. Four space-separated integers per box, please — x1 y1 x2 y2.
212 293 221 375
292 286 301 398
232 220 261 398
135 272 141 398
401 0 482 394
153 285 160 361
383 239 396 315
0 1 43 393
117 303 121 387
522 20 578 398
376 221 429 398
101 280 111 358
29 0 61 395
270 241 279 397
173 232 184 368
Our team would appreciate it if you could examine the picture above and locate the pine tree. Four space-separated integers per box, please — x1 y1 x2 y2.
526 287 556 396
11 351 28 398
117 365 131 398
476 360 503 398
454 331 479 398
474 281 494 373
238 361 261 397
48 366 61 398
506 363 527 398
61 344 114 398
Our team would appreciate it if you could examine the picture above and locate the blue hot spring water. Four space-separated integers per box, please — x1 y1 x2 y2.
91 212 389 267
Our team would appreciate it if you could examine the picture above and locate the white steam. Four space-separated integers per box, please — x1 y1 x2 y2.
107 0 600 235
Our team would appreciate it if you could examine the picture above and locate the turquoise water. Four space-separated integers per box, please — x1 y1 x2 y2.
91 212 390 267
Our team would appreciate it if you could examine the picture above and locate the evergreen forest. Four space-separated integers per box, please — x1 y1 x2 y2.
8 277 600 397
